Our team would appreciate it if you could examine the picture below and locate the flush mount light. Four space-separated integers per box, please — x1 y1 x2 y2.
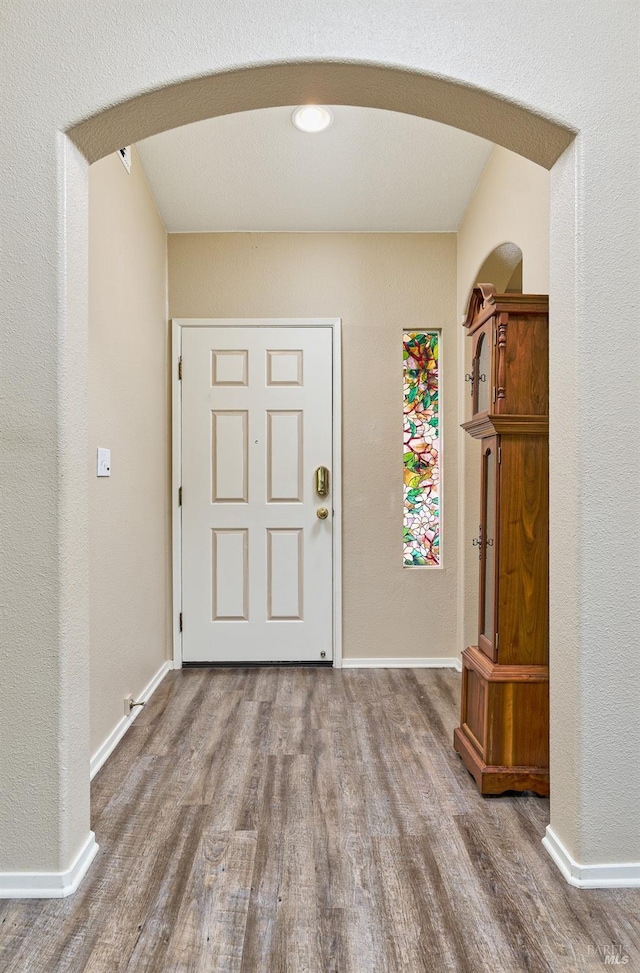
291 105 334 133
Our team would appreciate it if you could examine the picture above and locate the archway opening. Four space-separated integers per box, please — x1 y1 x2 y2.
79 67 560 842
476 242 524 294
2 55 585 895
69 61 574 169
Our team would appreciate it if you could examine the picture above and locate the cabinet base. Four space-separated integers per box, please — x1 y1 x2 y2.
454 726 549 796
454 645 549 797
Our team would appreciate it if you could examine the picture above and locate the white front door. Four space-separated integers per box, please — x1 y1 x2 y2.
180 324 335 663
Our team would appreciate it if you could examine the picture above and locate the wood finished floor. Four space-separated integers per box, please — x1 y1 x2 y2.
1 668 639 973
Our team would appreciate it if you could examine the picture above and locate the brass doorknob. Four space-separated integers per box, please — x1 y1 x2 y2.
317 507 329 520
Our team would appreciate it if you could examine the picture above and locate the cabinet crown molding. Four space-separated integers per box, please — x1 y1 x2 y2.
464 283 549 334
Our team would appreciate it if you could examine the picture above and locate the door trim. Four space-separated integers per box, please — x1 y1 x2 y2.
171 318 343 669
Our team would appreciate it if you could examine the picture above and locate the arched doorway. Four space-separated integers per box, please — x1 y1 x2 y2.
4 43 635 894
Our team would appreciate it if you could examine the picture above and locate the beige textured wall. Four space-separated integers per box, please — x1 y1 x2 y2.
457 146 550 309
89 149 170 756
169 233 458 660
455 148 550 652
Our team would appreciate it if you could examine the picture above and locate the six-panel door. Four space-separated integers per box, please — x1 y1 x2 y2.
181 326 333 663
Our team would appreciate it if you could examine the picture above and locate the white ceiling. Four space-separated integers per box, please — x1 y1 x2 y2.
136 106 493 233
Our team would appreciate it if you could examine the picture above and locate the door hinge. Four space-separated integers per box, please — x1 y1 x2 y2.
498 447 502 464
495 632 499 651
178 486 182 506
179 612 183 632
178 357 182 380
493 327 497 345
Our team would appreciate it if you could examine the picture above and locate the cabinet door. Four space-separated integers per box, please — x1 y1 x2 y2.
472 322 493 416
478 437 499 660
472 318 494 415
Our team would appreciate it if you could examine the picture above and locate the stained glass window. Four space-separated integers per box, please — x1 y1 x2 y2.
403 332 440 566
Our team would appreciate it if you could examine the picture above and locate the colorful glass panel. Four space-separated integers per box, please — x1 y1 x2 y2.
403 332 440 566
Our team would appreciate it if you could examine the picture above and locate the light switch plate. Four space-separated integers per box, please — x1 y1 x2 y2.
97 447 111 477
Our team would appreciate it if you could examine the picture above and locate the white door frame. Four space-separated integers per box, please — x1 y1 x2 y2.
172 318 343 669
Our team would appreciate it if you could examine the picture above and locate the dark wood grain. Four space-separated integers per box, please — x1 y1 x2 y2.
1 667 638 972
465 285 549 419
498 434 549 667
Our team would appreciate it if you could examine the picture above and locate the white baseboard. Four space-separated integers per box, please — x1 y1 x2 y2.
0 831 99 899
543 826 640 888
90 659 173 780
341 657 462 671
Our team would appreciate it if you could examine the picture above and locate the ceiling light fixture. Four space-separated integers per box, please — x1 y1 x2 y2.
291 105 334 133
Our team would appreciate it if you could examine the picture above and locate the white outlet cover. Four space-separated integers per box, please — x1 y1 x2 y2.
97 447 111 476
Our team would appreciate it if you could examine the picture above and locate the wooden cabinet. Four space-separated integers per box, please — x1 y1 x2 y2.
454 284 550 796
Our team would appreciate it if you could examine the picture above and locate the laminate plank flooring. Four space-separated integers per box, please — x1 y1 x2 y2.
1 667 639 972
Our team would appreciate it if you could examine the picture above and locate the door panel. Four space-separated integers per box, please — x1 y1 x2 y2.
212 529 248 620
181 326 333 663
211 411 248 502
267 529 303 620
267 411 303 502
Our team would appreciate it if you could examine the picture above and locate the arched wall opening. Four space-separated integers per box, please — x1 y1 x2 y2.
67 62 574 880
71 67 566 716
7 54 617 895
69 62 574 167
475 242 524 295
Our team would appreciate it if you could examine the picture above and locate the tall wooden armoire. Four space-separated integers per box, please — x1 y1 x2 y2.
453 284 550 796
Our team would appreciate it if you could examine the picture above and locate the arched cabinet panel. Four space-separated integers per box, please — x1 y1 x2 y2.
473 328 492 416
